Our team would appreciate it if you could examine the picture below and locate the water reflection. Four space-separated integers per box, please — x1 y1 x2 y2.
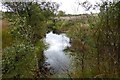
43 31 71 73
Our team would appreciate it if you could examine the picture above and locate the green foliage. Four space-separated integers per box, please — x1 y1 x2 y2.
2 41 35 78
53 20 75 33
57 10 65 16
4 2 59 43
93 1 120 77
2 0 120 78
2 1 58 78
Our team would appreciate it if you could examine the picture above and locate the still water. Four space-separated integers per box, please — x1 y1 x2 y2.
43 31 71 75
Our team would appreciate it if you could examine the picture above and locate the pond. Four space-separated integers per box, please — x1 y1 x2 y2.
43 31 71 77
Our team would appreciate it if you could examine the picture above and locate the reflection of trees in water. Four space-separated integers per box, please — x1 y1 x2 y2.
40 59 70 78
39 61 55 77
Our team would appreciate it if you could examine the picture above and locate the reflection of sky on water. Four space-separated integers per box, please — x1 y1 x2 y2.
44 31 71 73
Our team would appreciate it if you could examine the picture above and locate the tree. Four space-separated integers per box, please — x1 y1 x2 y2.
2 1 59 78
94 1 120 77
57 10 65 16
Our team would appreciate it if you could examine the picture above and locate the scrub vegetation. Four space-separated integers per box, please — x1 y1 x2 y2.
1 0 120 79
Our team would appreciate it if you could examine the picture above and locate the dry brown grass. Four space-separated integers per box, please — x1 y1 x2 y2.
1 19 9 30
1 19 13 49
